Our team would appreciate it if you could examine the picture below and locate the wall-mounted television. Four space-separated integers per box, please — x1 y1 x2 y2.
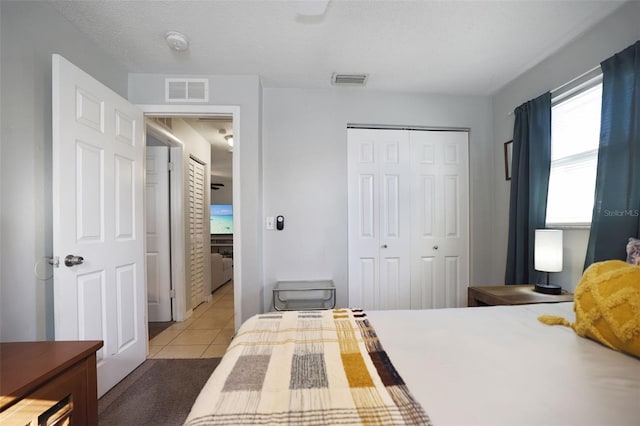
210 204 233 234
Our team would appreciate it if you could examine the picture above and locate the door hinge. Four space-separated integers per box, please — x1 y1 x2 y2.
169 289 176 298
168 162 174 171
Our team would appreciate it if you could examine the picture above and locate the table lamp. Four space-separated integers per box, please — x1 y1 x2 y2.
534 229 563 295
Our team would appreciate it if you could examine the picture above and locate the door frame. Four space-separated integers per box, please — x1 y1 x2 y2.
139 104 241 325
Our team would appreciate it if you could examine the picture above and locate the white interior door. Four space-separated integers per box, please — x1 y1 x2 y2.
52 55 146 397
189 157 207 309
146 146 172 321
348 128 469 310
410 131 469 308
348 129 411 309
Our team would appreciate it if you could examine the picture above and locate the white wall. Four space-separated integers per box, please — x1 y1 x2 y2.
128 73 263 322
4 2 635 342
0 1 129 341
262 88 493 310
491 1 640 291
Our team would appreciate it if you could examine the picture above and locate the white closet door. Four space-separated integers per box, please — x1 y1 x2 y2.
348 129 411 310
410 131 469 308
348 128 469 310
189 157 207 309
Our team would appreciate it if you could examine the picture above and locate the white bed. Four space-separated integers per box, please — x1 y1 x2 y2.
186 303 640 425
368 303 640 425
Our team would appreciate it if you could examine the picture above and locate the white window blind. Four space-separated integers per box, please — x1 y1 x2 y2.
546 79 602 226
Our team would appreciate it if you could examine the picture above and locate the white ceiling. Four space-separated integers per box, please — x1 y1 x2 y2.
51 0 624 183
50 0 625 95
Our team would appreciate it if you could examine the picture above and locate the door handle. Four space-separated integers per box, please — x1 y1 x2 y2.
64 255 84 267
381 244 388 248
433 245 439 250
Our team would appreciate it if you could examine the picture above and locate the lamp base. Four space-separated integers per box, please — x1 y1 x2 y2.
534 283 562 295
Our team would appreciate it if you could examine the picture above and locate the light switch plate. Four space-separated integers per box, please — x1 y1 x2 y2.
266 216 275 230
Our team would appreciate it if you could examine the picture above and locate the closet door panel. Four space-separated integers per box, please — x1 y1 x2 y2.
349 128 468 310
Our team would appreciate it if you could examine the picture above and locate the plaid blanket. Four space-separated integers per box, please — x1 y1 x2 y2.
185 309 431 425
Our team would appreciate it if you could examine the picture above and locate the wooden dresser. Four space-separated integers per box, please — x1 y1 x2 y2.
0 340 103 426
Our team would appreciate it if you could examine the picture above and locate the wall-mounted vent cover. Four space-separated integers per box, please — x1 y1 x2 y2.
331 73 368 86
165 78 209 102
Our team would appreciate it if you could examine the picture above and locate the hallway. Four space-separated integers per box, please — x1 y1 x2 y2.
148 281 234 359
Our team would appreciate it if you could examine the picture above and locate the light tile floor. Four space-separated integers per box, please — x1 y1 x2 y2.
148 281 234 359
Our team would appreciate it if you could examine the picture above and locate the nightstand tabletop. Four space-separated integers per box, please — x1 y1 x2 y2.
468 285 573 307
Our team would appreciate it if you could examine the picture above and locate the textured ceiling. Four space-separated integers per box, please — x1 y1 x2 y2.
50 0 624 95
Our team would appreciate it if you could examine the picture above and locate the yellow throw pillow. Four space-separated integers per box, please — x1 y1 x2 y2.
539 260 640 358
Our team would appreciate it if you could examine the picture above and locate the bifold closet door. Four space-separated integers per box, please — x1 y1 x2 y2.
409 131 469 309
348 128 469 310
348 129 412 310
188 157 207 309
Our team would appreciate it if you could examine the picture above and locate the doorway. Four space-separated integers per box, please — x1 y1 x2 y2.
141 105 241 333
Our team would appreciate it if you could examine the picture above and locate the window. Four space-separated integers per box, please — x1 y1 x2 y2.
546 73 602 226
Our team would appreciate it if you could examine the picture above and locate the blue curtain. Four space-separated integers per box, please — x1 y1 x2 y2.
585 41 640 268
505 92 552 284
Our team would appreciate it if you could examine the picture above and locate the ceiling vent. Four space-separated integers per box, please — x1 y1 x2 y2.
331 73 368 86
165 78 209 102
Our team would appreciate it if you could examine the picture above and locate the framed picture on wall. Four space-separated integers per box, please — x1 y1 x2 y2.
504 140 513 181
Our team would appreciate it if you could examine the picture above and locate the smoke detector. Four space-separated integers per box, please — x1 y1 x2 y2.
165 31 190 52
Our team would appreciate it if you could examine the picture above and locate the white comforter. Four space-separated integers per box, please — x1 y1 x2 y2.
367 302 640 426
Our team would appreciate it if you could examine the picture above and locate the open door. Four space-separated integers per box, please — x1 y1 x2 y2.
52 55 146 397
146 145 172 321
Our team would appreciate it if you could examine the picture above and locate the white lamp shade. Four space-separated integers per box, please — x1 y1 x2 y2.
535 229 563 272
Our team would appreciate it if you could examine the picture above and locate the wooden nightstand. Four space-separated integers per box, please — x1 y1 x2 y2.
468 285 573 307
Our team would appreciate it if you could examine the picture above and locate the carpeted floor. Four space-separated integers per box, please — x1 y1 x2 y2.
148 321 174 340
98 358 221 425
